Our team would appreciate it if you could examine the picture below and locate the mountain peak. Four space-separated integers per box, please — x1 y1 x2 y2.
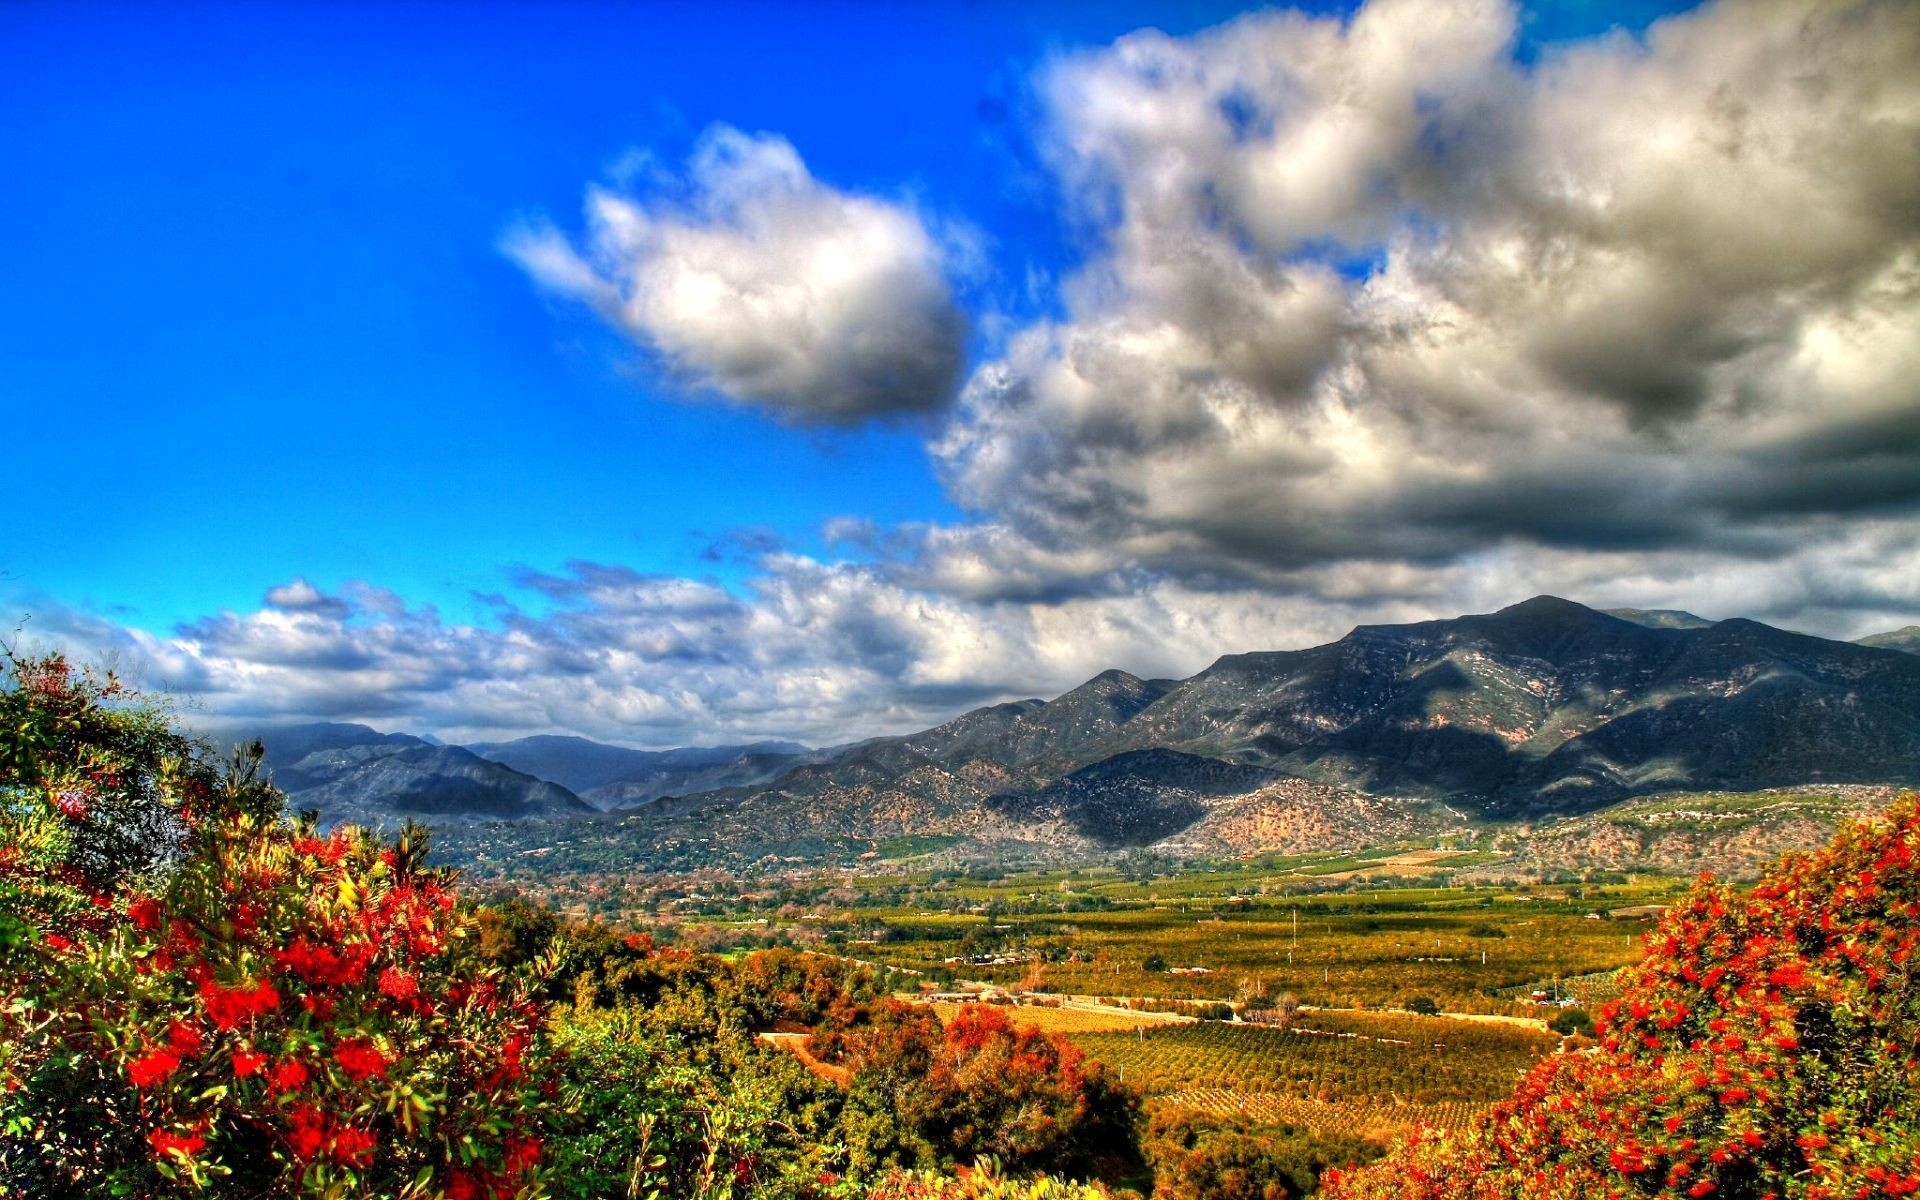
1858 627 1920 656
1607 607 1717 630
1491 595 1598 621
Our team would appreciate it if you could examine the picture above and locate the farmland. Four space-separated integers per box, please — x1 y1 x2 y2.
1068 1011 1556 1104
919 1000 1558 1142
465 838 1687 1014
827 853 1680 1014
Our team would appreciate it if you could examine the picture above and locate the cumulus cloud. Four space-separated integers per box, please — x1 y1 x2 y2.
506 126 969 424
935 0 1920 593
18 0 1918 749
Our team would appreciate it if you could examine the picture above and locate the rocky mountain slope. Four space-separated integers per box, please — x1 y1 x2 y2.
1858 626 1920 655
465 734 808 808
253 723 593 826
249 599 1920 867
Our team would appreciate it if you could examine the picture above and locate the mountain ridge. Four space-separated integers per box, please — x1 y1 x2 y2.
242 598 1920 867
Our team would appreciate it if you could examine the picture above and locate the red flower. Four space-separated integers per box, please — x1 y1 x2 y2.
127 1050 181 1088
148 1126 206 1160
330 1124 378 1166
167 1019 204 1056
202 979 280 1030
267 1058 310 1093
43 932 73 953
285 1103 326 1161
127 896 162 931
447 1170 484 1200
333 1036 392 1082
377 967 418 1001
232 1048 267 1078
504 1133 542 1175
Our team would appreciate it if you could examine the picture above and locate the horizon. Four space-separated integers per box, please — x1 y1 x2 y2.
6 0 1918 749
187 593 1906 752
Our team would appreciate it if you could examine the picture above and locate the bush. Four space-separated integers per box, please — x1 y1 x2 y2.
1323 795 1920 1200
0 652 552 1198
1404 997 1439 1016
1547 1007 1592 1037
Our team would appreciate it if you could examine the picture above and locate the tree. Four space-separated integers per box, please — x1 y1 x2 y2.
1 651 553 1198
1323 796 1920 1200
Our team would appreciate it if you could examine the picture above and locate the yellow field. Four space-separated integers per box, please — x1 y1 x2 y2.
925 1000 1182 1034
1158 1089 1486 1137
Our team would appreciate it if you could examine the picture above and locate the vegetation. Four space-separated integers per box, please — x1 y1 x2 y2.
1069 1013 1553 1106
8 647 1911 1199
0 652 1137 1199
1 653 549 1197
1322 795 1920 1200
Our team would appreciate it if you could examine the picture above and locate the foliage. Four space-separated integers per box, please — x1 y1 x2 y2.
1547 1007 1592 1037
821 1002 1140 1181
543 1003 843 1200
0 652 552 1198
1321 796 1920 1200
867 1159 1113 1199
1141 1108 1380 1200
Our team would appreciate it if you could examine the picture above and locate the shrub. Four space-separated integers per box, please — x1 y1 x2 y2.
0 651 553 1198
1323 795 1920 1200
1547 1007 1593 1037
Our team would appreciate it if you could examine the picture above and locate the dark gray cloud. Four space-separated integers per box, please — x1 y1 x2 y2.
934 0 1920 596
506 126 969 425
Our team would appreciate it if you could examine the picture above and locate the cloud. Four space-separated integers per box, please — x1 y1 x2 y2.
506 126 969 425
14 515 1920 753
18 0 1918 751
933 0 1920 595
263 578 351 619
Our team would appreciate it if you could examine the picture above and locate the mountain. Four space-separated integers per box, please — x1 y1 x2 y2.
251 723 593 826
1605 607 1716 629
305 598 1920 871
985 749 1280 847
1857 626 1920 655
464 734 809 808
589 596 1919 863
1048 597 1920 814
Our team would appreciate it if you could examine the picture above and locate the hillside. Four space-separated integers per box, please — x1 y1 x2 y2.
580 597 1919 865
272 598 1920 869
465 734 809 807
1859 625 1920 655
1321 796 1920 1200
254 722 594 825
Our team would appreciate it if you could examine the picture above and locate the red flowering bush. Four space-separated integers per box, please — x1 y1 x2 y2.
824 1001 1138 1180
1 652 554 1197
1321 795 1920 1200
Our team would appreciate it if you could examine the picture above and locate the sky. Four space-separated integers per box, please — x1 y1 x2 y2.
4 0 1918 749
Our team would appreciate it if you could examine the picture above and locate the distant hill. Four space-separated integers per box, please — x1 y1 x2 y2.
464 734 809 808
591 596 1920 864
1604 607 1715 629
283 598 1920 871
250 722 593 826
1857 626 1920 655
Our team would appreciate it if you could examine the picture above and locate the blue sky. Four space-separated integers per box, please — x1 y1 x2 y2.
5 0 1916 747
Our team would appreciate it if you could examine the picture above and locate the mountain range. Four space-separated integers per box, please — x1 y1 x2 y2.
242 597 1920 868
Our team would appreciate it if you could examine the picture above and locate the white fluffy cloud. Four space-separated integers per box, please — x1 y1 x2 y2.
507 126 969 424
